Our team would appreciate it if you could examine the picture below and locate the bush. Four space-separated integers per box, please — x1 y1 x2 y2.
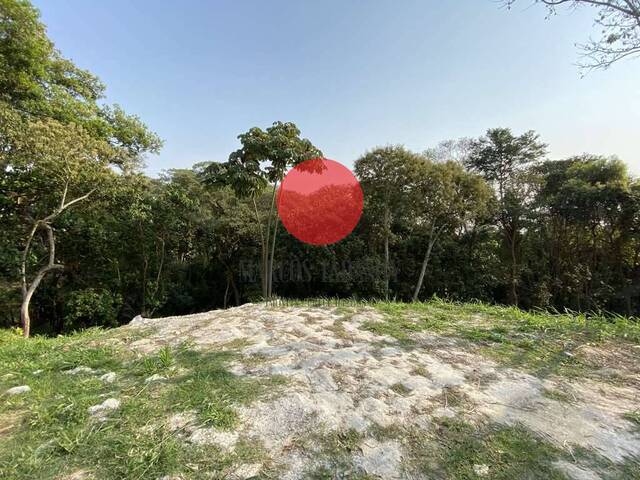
63 289 122 330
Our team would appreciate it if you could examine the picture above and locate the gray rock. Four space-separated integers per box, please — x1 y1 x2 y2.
100 372 117 383
65 366 95 375
88 398 120 417
145 373 167 384
473 464 490 477
6 385 31 395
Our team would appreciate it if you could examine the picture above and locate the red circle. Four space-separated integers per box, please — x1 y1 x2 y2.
277 158 363 246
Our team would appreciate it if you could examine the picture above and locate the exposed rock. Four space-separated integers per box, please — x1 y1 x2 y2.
125 303 640 478
5 385 30 395
88 398 120 418
99 372 117 383
188 428 238 451
230 463 262 479
473 464 490 477
145 373 167 384
353 439 403 479
65 366 95 375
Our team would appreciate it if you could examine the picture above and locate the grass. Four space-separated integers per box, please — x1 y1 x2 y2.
0 328 285 479
365 298 640 378
542 388 574 403
372 418 569 479
390 382 412 396
304 428 377 480
624 410 640 431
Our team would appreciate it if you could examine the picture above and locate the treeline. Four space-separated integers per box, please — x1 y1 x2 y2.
1 0 639 335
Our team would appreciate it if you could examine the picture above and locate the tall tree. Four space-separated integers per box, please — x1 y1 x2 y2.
3 115 115 337
203 121 321 299
466 128 546 305
0 0 161 335
355 146 424 299
411 160 493 301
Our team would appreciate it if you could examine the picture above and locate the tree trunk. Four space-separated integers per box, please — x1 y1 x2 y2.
223 276 230 309
412 224 440 302
20 224 63 337
230 272 240 305
267 219 279 299
383 208 390 300
19 188 94 337
509 230 519 306
252 197 268 299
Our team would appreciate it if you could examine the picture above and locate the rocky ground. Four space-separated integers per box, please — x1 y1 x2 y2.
2 301 639 479
124 302 640 479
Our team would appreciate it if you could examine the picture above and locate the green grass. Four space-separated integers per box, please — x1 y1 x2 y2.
390 382 412 395
542 388 574 403
0 328 285 479
372 418 569 479
624 410 640 430
365 298 640 378
303 428 377 480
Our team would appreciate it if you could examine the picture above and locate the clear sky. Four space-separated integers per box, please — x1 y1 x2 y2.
33 0 640 176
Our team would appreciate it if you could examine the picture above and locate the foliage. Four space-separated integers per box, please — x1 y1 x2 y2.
63 289 121 330
507 0 640 71
1 0 640 334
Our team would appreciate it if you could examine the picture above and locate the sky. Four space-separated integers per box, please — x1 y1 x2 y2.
33 0 640 176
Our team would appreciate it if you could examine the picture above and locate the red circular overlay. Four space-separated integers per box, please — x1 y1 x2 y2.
277 158 363 246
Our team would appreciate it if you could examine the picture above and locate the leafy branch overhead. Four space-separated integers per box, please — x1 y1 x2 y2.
506 0 640 70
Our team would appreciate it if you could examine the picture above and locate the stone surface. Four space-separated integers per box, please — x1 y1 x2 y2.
6 385 30 395
65 366 95 375
88 398 120 418
126 303 640 479
99 372 117 383
144 374 167 384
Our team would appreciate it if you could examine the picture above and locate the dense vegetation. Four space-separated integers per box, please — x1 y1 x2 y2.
1 0 639 336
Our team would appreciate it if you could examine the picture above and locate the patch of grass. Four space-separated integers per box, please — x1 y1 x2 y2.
140 344 176 375
367 298 640 378
0 329 285 479
542 388 574 403
440 386 470 409
304 428 375 480
326 318 352 340
390 382 412 396
572 445 640 480
411 365 431 378
404 418 569 479
166 348 287 429
623 410 640 430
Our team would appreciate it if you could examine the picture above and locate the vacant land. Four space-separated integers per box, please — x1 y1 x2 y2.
1 300 639 479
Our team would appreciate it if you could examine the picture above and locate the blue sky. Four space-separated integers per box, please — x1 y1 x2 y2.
34 0 640 175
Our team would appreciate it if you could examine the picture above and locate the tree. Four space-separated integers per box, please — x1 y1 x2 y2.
355 146 424 299
1 0 161 157
411 160 493 301
506 0 640 70
0 0 161 335
2 115 115 337
424 138 474 164
534 155 635 311
466 128 547 305
203 122 321 299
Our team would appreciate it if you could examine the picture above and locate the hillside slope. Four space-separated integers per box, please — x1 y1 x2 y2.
2 301 639 479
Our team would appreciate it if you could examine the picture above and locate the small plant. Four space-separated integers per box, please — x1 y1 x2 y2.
390 383 412 396
142 345 175 374
623 410 640 429
542 388 574 403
